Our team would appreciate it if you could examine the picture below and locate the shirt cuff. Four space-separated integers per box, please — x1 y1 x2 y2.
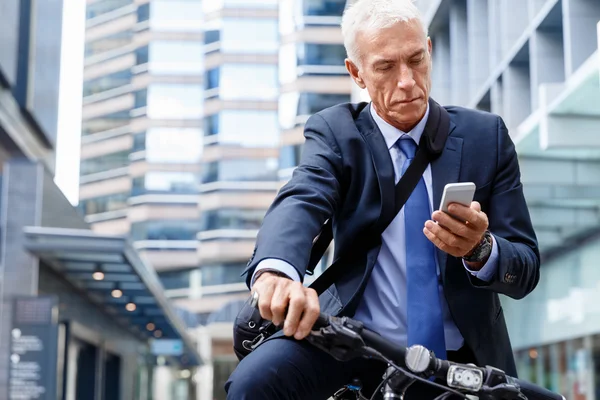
251 259 302 286
463 233 499 282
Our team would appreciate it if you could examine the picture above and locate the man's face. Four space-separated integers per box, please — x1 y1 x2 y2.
347 20 432 131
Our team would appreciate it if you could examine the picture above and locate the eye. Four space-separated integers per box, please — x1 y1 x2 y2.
410 56 424 65
377 65 392 71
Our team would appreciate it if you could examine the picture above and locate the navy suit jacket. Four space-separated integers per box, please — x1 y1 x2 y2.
244 100 540 376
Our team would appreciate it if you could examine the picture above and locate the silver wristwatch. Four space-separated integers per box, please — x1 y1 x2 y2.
463 230 493 263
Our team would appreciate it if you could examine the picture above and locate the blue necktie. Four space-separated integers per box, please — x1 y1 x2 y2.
397 137 447 360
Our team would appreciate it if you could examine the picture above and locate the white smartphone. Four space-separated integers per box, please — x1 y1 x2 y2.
439 182 476 219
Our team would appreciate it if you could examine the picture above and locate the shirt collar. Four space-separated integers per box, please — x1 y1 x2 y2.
369 102 430 149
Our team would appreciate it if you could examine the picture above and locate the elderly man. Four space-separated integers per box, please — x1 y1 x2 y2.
226 0 539 398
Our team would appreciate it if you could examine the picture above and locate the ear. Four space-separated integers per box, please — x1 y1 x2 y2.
345 59 366 89
427 37 432 55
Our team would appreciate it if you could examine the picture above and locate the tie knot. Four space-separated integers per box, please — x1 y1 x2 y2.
397 136 418 159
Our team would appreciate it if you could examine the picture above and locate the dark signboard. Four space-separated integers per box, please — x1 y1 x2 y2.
8 296 58 400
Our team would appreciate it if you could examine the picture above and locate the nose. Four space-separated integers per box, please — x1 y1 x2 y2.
397 64 415 91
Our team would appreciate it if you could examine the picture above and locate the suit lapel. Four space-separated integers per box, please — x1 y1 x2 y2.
355 104 396 234
431 119 461 281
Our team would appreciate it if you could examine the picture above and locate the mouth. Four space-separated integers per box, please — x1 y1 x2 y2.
395 98 419 104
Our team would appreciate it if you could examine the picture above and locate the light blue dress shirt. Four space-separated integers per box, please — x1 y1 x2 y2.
253 103 499 351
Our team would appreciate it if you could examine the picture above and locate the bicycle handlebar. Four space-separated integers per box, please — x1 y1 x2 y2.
311 313 565 400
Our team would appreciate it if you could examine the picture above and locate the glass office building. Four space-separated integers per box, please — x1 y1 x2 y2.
415 0 600 398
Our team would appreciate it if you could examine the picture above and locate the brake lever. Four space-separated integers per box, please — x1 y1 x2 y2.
306 316 368 362
479 383 527 400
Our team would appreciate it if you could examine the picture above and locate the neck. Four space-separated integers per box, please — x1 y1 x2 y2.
373 104 426 133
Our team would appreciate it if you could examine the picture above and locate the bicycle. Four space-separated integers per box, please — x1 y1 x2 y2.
306 313 565 400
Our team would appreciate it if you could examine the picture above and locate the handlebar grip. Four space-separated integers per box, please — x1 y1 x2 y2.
314 313 330 329
515 379 565 400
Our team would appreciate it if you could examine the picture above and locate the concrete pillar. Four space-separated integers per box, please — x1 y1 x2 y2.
562 0 600 77
467 0 490 98
0 160 44 399
529 27 565 109
502 63 531 130
431 29 451 105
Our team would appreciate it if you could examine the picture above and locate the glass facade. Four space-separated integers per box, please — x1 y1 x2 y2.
82 111 130 136
201 263 247 286
204 18 279 54
145 128 203 163
279 144 303 169
158 269 193 290
83 69 132 97
149 0 203 32
85 31 133 57
146 84 203 119
200 209 265 231
204 110 279 148
279 92 351 129
78 192 129 215
202 158 278 183
302 0 346 16
80 150 129 176
296 43 346 66
204 64 278 100
147 41 204 75
131 220 201 241
86 0 133 20
132 172 199 196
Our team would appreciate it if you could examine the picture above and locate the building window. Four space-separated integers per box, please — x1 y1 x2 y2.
136 46 149 65
137 3 150 22
302 0 346 17
133 132 145 152
279 144 303 169
298 43 346 66
82 111 130 136
202 158 278 184
85 31 133 57
204 64 278 100
131 220 201 241
201 263 246 286
204 110 279 147
131 172 199 196
83 69 132 97
80 150 130 176
86 0 133 20
148 41 204 75
205 18 278 54
158 269 193 290
149 0 203 32
144 127 203 163
279 92 351 129
201 209 266 231
146 84 203 119
78 192 130 215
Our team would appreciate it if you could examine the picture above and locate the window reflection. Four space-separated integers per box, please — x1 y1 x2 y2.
202 158 278 183
204 110 279 147
80 151 129 176
78 192 129 215
87 0 132 20
131 220 201 241
146 84 203 119
148 41 204 75
201 209 266 231
149 0 203 32
131 172 199 196
83 69 131 97
201 263 246 286
85 31 133 57
205 64 278 100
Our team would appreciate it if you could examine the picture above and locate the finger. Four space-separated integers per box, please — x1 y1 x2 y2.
295 288 320 340
270 283 288 326
283 283 306 337
448 203 487 229
471 201 481 213
431 211 479 241
424 223 468 257
257 282 276 321
271 282 290 325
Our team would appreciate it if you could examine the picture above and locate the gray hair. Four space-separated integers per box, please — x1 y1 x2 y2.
341 0 428 68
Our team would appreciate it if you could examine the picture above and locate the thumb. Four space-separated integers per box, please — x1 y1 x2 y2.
471 201 481 212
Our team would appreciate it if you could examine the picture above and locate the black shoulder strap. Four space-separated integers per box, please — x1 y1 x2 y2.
307 101 451 295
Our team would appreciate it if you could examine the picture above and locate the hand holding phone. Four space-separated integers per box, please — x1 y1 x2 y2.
439 182 476 221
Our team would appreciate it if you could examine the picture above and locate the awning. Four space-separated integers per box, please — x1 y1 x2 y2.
23 226 202 366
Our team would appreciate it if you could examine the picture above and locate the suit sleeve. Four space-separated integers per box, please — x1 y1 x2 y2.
242 113 344 288
468 116 540 299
